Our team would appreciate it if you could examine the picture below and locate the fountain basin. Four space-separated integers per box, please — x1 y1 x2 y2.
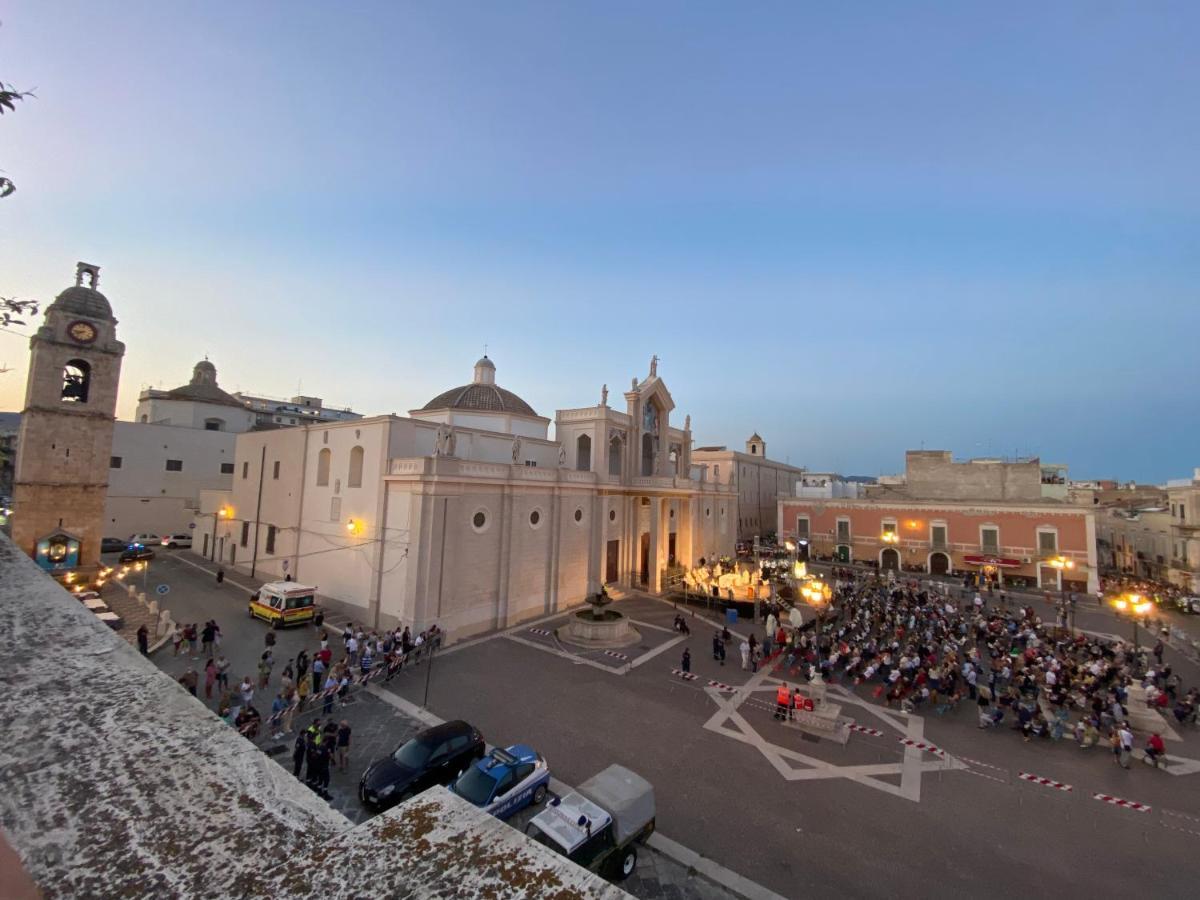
557 608 641 649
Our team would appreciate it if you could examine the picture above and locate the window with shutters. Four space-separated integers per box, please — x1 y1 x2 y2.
980 526 999 554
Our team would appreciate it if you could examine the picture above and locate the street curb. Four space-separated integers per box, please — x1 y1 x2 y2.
646 832 789 900
366 682 787 900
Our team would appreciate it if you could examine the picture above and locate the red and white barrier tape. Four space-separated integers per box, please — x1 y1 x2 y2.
671 668 699 681
1093 793 1151 813
1018 772 1072 792
848 724 884 737
529 628 551 636
706 680 737 692
604 650 628 660
898 738 945 756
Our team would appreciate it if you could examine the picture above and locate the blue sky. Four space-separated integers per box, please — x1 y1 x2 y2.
1 2 1197 481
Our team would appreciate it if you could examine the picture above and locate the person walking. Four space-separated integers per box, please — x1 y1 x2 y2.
186 623 199 659
136 624 149 656
311 656 326 695
322 672 338 715
201 621 216 657
258 650 274 689
296 671 311 710
171 624 184 656
178 668 198 697
1118 724 1135 769
740 639 750 671
204 658 217 701
775 682 792 720
681 647 691 675
215 653 231 692
239 675 255 710
292 730 307 779
216 567 225 585
336 720 352 772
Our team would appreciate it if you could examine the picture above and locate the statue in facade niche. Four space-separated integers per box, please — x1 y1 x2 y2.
434 424 450 456
511 437 522 464
558 445 566 466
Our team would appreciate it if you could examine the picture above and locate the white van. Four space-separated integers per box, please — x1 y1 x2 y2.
161 533 193 549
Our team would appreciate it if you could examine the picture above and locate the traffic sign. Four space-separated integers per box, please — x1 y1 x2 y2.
188 522 196 529
156 584 170 595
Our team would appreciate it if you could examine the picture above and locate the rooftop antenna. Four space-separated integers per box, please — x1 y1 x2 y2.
484 342 488 357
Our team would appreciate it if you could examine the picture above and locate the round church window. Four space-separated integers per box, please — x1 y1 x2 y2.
574 508 583 523
473 511 487 530
608 509 617 522
530 510 541 527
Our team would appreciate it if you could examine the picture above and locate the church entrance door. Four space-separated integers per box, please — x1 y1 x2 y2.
639 533 650 585
668 533 676 567
606 540 619 584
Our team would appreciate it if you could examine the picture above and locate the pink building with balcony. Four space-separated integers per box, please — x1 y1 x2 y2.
777 451 1098 592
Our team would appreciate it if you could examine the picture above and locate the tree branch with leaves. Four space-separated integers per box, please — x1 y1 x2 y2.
1 296 39 328
0 81 35 198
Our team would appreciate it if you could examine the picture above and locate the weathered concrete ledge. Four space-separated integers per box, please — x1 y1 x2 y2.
0 533 627 899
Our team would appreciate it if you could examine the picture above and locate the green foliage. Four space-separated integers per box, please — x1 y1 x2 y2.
0 80 34 198
1 297 39 328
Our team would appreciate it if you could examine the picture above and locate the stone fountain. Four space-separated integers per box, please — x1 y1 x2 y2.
557 586 640 649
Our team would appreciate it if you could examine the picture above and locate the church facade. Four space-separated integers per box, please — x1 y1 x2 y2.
198 356 736 640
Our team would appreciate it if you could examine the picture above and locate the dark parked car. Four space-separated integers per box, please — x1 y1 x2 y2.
101 537 129 554
119 545 155 563
359 720 484 811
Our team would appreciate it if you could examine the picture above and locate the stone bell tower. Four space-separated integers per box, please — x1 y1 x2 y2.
11 262 125 574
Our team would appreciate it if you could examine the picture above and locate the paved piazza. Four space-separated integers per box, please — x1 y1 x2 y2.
141 550 1200 899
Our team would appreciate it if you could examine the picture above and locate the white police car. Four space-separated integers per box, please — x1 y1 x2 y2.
448 744 550 819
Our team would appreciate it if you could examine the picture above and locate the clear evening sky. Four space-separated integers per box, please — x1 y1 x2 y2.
1 2 1197 482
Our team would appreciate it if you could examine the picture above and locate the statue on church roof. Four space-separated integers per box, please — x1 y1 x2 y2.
601 384 608 406
649 354 658 377
631 376 638 391
684 414 691 431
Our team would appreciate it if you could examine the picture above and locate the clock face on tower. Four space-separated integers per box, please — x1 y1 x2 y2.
68 320 97 344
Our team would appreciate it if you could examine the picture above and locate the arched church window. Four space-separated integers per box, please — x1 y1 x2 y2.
641 433 655 477
576 434 591 471
61 359 90 403
608 436 622 477
316 448 331 486
348 446 364 488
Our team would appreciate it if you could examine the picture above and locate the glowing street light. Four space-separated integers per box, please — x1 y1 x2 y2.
346 518 364 536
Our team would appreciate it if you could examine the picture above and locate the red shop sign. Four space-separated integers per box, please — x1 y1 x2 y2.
963 554 1022 568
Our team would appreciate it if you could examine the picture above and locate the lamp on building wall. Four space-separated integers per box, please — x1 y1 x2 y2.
346 518 364 536
1047 555 1076 571
881 531 899 545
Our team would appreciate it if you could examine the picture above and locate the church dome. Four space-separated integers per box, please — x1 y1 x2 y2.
420 356 538 417
51 285 112 320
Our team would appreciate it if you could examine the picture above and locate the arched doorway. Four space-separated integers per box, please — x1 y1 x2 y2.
928 551 950 575
880 548 900 571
